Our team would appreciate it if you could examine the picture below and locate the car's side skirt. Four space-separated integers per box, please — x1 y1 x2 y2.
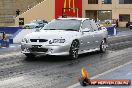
78 48 100 55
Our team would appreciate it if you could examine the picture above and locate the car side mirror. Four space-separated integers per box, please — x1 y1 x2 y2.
82 28 91 32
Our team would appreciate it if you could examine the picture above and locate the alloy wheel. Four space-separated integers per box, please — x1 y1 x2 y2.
100 40 107 53
69 40 79 59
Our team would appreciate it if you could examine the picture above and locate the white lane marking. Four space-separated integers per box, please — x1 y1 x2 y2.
67 61 132 88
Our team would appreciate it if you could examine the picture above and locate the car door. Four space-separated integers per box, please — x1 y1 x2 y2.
80 20 94 50
90 20 102 48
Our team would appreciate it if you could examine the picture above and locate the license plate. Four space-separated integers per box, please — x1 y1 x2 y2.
32 45 42 48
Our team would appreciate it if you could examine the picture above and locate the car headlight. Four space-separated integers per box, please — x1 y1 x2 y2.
22 38 29 43
49 39 65 44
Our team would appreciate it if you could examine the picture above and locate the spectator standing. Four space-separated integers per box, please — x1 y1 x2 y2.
16 9 20 16
116 19 118 27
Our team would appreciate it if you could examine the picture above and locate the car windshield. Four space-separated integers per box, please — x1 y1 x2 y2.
42 19 81 31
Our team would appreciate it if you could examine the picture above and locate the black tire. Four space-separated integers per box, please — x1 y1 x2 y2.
100 39 107 53
69 40 80 59
25 54 36 60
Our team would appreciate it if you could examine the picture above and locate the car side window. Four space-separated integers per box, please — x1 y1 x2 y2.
82 20 93 32
90 20 99 31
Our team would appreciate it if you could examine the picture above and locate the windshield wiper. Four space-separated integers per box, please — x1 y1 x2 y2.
64 29 78 31
44 29 78 31
44 29 56 30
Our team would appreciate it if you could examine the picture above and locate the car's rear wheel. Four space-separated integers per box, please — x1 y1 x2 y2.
100 39 107 53
69 40 80 59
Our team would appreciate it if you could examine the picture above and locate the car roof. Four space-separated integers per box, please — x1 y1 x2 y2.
58 18 94 21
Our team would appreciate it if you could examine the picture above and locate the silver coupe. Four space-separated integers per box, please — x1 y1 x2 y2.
21 18 108 59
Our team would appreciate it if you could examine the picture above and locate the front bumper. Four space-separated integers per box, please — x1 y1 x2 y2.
21 43 70 56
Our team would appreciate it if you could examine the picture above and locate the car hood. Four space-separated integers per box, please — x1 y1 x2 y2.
25 30 80 40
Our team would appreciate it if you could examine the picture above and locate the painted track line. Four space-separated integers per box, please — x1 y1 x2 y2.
67 61 132 88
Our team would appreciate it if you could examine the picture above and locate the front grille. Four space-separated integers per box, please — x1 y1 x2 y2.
29 48 48 52
30 39 48 42
30 39 37 42
39 39 48 42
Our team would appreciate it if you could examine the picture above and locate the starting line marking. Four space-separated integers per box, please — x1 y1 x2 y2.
67 61 132 88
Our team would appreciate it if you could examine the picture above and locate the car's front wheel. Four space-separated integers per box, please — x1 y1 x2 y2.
100 39 107 53
69 40 80 59
25 53 36 60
